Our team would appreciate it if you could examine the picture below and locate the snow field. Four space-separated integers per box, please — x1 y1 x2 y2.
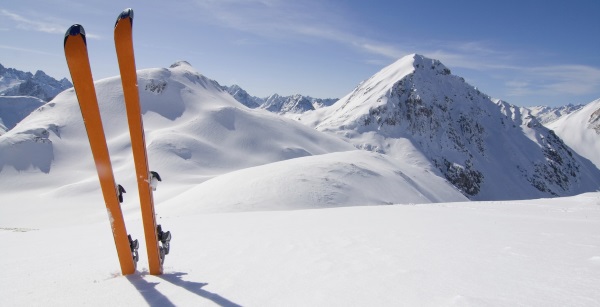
2 194 600 306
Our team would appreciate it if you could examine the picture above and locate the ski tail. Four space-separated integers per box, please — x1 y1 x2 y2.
64 24 137 275
115 8 167 275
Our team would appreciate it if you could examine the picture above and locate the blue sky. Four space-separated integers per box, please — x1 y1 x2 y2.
1 0 599 107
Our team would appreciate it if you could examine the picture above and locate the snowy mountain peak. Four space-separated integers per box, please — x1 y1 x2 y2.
365 54 450 89
169 60 193 69
303 54 600 200
307 53 456 132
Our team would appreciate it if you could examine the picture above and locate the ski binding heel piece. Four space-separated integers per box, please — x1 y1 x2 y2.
128 234 139 264
157 224 171 255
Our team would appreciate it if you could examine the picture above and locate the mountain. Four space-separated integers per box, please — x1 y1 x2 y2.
0 63 72 102
0 60 466 215
260 93 313 114
0 96 46 135
546 98 600 169
222 84 337 115
260 94 337 115
220 84 262 108
302 54 600 200
528 103 585 124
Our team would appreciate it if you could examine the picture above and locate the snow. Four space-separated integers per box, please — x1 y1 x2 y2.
164 150 466 215
547 98 600 169
2 192 600 306
1 57 600 305
0 96 45 134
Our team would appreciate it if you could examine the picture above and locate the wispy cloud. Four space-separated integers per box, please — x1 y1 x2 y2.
419 41 600 99
0 9 101 39
189 0 406 59
505 65 600 97
0 44 58 56
188 1 599 101
1 9 64 34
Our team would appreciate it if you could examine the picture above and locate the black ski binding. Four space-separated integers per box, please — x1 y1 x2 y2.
128 234 139 265
117 184 126 203
157 224 171 260
150 171 162 182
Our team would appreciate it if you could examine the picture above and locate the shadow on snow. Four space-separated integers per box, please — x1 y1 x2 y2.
127 271 241 307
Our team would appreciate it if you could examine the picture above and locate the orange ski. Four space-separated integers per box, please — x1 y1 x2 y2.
114 8 169 275
64 24 138 275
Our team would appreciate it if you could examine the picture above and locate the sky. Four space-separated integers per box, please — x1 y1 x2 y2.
1 0 599 107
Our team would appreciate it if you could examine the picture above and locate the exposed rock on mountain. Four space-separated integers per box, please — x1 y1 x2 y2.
303 54 600 200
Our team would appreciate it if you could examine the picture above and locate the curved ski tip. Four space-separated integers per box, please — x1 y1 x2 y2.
64 24 86 47
115 8 134 27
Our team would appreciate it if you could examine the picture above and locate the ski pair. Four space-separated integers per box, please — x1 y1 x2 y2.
64 8 170 276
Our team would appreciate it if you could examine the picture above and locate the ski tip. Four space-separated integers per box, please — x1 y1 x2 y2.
115 8 134 28
64 24 86 47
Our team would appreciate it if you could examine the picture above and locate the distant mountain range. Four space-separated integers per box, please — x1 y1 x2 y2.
528 104 585 124
0 63 72 135
1 57 598 204
0 63 72 101
221 84 337 114
223 79 588 125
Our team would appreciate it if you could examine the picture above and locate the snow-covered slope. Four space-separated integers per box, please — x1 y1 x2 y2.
0 96 46 134
303 54 600 200
0 60 466 220
0 63 72 101
547 98 600 169
2 192 599 306
165 150 466 215
0 60 350 181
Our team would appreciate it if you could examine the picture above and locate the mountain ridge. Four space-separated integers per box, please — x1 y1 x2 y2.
0 60 467 212
0 63 72 102
301 54 600 200
1 56 598 203
221 84 337 114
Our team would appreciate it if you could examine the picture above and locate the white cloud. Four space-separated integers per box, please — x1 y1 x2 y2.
506 65 600 97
